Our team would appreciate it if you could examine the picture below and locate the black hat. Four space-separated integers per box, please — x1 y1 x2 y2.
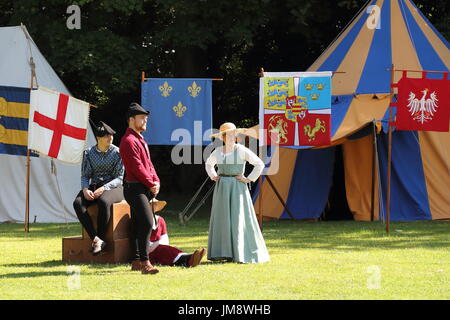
127 102 150 118
95 121 116 137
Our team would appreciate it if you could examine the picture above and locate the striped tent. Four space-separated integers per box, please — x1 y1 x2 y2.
253 0 449 221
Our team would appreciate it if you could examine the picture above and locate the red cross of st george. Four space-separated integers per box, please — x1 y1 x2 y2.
32 93 87 158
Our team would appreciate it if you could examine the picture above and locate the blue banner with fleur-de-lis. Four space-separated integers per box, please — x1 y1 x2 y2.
141 79 212 145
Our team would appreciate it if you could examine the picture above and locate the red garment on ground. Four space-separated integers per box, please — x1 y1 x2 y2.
148 216 185 266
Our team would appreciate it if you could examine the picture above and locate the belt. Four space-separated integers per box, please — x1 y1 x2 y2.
219 174 238 177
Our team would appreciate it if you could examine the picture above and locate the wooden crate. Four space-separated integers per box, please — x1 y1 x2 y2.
82 200 131 241
62 236 132 264
62 200 133 264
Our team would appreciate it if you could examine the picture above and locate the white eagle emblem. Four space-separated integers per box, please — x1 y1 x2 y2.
406 88 438 124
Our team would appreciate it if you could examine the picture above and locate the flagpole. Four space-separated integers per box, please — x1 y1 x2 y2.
371 121 377 222
258 68 264 230
25 58 36 232
141 72 224 82
386 64 395 233
258 176 263 230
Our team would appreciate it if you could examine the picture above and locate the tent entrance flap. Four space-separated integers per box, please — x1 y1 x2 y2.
320 145 353 221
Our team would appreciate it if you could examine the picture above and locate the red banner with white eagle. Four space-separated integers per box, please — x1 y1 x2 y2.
395 76 450 132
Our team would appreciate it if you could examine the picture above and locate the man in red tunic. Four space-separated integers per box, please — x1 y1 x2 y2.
119 103 161 274
148 215 205 267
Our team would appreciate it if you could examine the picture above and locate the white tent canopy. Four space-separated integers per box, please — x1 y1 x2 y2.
0 25 95 223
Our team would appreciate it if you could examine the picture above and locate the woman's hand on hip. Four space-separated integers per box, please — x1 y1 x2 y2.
236 174 251 184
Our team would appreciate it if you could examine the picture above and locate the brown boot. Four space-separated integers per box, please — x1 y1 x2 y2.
131 260 142 271
187 248 206 268
141 260 159 275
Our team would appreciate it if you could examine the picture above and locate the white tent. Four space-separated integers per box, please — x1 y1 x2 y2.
0 25 96 223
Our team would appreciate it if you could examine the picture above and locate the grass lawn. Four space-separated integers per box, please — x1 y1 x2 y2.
0 201 449 300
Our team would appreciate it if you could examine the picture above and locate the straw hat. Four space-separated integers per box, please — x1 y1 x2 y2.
149 198 167 213
210 122 246 139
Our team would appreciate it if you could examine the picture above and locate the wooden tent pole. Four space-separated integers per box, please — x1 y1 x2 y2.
25 58 36 232
25 150 31 232
266 176 295 220
258 67 265 230
258 67 296 222
386 64 395 233
258 176 263 230
370 122 376 222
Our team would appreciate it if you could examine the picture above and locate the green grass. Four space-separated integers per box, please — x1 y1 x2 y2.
0 205 449 299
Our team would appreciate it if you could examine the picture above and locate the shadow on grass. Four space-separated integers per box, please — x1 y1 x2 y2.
261 220 450 251
1 259 129 269
1 216 448 254
0 259 132 279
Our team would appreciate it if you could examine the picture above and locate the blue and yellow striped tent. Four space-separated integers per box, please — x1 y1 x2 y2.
253 0 450 221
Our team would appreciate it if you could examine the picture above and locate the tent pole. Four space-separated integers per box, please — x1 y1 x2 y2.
258 176 263 230
386 64 395 233
266 176 295 220
25 57 36 233
257 67 265 230
371 122 376 222
25 150 31 232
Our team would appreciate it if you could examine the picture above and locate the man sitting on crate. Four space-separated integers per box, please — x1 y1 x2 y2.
73 121 125 256
147 214 206 268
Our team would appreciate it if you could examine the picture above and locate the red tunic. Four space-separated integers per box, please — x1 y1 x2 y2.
148 216 185 266
119 128 160 188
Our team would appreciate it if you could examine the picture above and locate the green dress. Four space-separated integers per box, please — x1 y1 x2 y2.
206 145 270 264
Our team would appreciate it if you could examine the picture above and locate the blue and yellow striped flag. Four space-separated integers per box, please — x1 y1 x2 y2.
0 86 32 156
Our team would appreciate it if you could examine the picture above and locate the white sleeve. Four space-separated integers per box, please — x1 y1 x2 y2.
205 149 219 179
239 145 264 182
147 240 159 254
159 234 169 246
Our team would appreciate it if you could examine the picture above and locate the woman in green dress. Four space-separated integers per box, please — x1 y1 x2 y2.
205 122 270 264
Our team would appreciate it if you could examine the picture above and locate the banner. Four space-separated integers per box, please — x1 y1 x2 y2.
141 79 212 145
28 86 89 164
0 85 33 156
260 72 332 147
395 76 450 132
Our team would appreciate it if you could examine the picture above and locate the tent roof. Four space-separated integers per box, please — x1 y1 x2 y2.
0 25 70 94
308 0 449 95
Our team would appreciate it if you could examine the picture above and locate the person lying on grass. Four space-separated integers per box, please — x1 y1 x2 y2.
146 215 205 267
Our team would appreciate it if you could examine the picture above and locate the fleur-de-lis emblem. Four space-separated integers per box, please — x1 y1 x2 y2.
188 81 202 98
173 101 187 117
159 81 173 97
